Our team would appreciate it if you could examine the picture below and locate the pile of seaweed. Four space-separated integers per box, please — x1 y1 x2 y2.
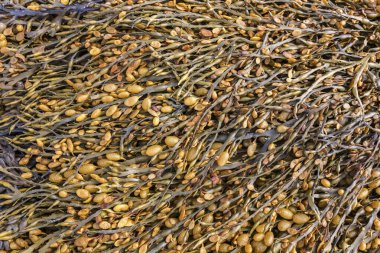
1 0 380 252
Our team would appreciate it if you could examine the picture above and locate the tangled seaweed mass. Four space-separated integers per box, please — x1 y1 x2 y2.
0 0 380 252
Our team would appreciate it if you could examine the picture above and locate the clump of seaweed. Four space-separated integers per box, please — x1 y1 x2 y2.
1 0 380 252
